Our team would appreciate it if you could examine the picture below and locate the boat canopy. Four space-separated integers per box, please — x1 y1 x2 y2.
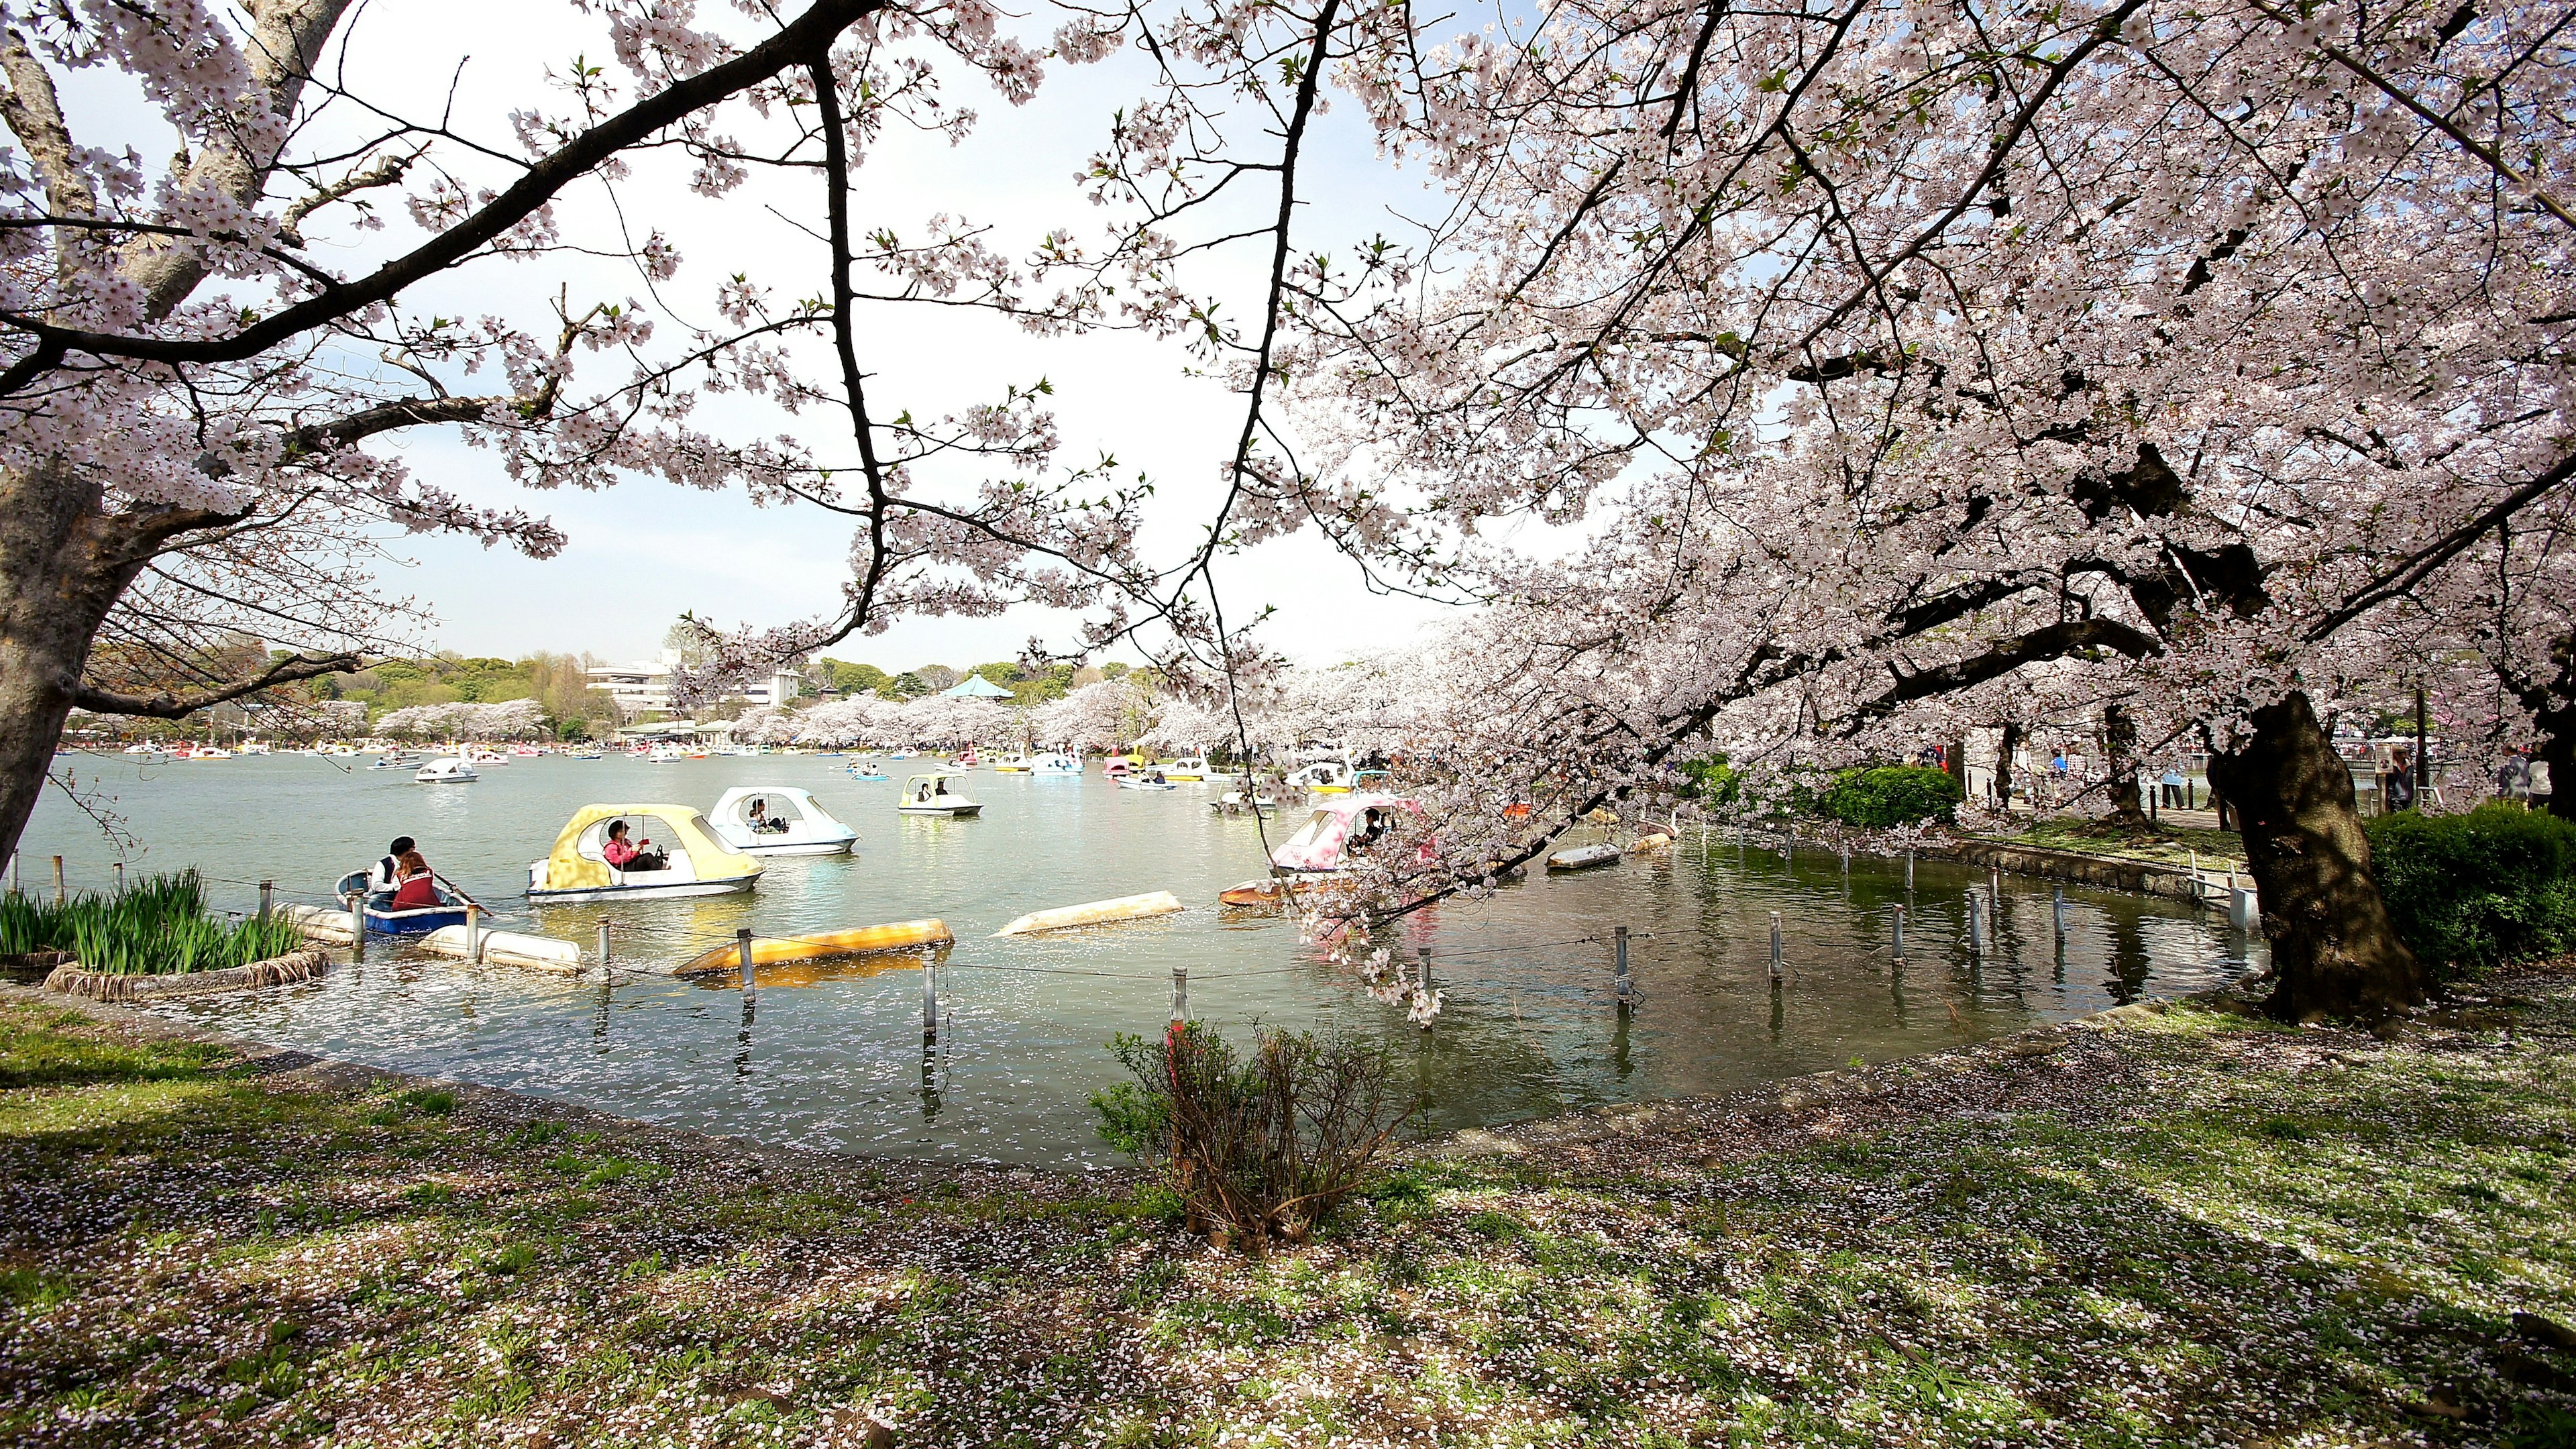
535 803 757 894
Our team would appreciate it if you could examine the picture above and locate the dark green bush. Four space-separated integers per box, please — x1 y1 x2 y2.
2367 803 2576 975
1820 765 1964 828
1675 754 1743 808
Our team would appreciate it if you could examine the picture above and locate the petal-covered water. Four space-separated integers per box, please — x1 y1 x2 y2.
21 753 2259 1167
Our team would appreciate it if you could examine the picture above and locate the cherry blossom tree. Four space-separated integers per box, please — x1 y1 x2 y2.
1260 0 2575 1019
0 0 1186 869
1030 676 1155 751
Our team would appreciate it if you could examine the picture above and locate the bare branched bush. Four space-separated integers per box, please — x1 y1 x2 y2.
1094 1022 1418 1254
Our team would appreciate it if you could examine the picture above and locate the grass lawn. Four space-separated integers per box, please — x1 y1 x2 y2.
1 974 2573 1447
1977 816 2249 873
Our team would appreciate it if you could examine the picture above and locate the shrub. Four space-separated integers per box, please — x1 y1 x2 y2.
1820 765 1963 828
2367 803 2576 976
1676 753 1743 807
1092 1022 1417 1254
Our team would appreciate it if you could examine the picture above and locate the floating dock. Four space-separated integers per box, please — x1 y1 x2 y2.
993 892 1184 936
677 918 953 976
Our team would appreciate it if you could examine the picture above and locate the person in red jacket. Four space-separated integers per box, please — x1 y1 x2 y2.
600 820 668 872
390 850 439 910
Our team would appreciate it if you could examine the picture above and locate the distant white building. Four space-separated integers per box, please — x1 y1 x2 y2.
587 651 800 716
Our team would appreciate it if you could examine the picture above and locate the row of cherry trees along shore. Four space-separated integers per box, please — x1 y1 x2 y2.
0 0 2565 1022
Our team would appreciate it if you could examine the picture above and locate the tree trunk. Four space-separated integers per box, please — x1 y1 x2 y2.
1994 721 2021 807
2542 717 2575 821
0 463 135 872
2206 691 2426 1022
2102 704 2150 830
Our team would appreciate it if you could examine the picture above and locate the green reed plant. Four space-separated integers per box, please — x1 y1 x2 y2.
0 870 305 975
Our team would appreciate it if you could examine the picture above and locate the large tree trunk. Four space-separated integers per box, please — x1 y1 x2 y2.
0 464 133 873
2542 717 2575 822
2102 704 2150 830
1994 720 2022 808
2206 691 2426 1022
2526 641 2576 821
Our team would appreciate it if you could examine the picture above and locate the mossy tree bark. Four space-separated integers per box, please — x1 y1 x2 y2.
2206 691 2426 1022
2102 704 2151 830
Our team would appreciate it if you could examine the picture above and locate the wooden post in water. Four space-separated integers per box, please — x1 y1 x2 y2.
596 918 612 977
1968 890 1985 955
1839 845 1849 875
923 956 939 1041
113 861 125 896
2052 887 2068 943
1169 963 1188 1025
345 891 366 961
1613 925 1632 1013
735 927 755 997
466 903 484 963
1892 906 1907 967
1784 826 1794 862
257 879 272 924
1904 850 1915 892
52 856 64 906
1768 912 1784 981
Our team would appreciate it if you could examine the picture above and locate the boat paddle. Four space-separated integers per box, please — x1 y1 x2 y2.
432 871 493 916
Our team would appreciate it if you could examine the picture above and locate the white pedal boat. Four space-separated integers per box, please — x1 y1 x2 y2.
414 757 479 784
708 786 859 855
898 773 983 816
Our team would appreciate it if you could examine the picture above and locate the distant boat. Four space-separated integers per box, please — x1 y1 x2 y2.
1287 759 1354 794
708 786 859 855
415 757 479 784
1028 753 1082 776
898 773 983 816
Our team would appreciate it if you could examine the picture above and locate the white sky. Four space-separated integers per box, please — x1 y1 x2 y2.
68 1 1472 672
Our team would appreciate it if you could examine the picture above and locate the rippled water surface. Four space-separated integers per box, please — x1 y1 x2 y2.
21 753 2261 1167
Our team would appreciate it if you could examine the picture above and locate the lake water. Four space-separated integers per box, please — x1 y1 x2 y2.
19 752 2261 1168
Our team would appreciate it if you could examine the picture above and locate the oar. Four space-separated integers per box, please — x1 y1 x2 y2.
432 871 492 915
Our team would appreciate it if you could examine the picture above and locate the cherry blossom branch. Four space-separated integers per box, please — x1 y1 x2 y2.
0 0 888 387
62 649 364 718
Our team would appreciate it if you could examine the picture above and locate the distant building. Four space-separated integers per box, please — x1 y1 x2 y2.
587 651 800 716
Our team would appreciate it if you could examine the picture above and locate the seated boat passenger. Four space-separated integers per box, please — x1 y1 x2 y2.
601 819 669 872
748 798 790 834
390 850 439 910
368 835 417 905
